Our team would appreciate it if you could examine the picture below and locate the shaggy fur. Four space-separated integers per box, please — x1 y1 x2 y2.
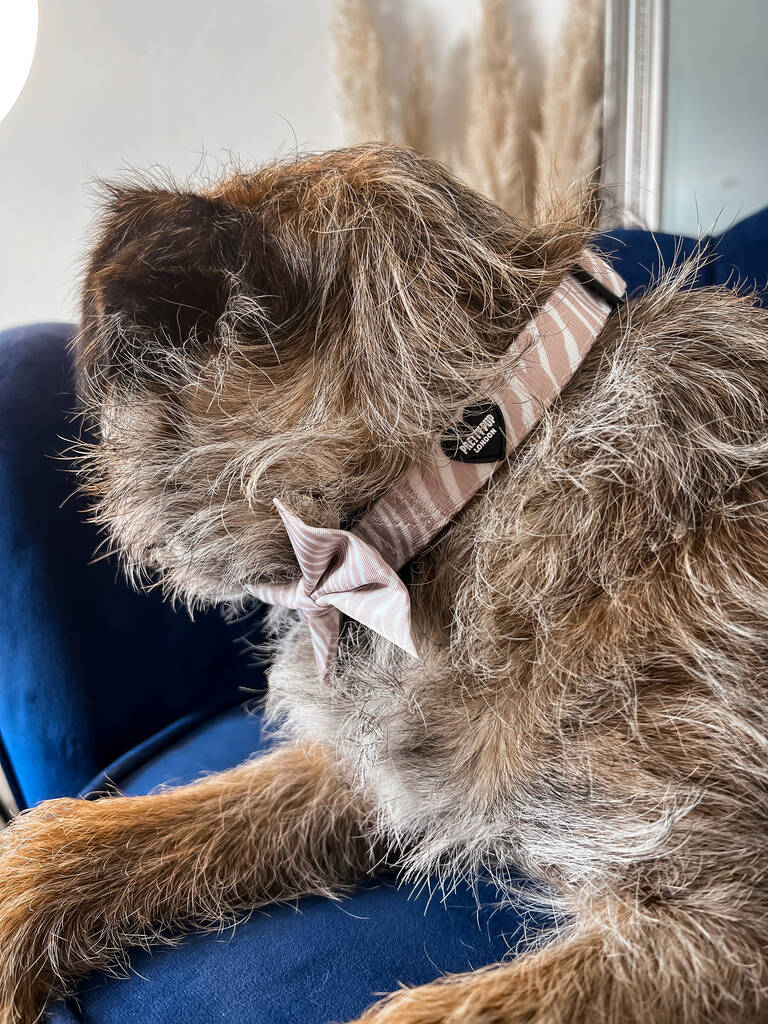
1 144 767 1023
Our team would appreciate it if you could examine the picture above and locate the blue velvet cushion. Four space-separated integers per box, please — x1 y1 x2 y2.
45 704 551 1024
594 205 768 302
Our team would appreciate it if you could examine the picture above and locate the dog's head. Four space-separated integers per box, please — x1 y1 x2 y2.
74 144 591 607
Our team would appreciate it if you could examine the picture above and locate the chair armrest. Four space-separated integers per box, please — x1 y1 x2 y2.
0 324 263 809
595 206 768 304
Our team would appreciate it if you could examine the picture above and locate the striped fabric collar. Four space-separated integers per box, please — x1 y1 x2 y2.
249 251 626 683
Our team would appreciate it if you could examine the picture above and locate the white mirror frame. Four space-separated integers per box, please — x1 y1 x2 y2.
601 0 667 229
0 765 19 821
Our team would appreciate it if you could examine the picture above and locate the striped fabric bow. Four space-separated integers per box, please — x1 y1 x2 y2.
251 500 419 683
249 251 626 683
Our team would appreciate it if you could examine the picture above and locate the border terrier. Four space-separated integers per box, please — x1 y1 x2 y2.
1 145 767 1023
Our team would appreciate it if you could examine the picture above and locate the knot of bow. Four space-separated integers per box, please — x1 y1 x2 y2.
248 499 419 683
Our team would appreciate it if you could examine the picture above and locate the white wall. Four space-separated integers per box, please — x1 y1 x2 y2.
0 0 565 330
0 0 343 328
661 0 768 236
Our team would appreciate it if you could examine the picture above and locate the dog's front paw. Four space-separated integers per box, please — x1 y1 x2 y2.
349 986 447 1024
0 797 105 1024
349 976 503 1024
346 967 563 1024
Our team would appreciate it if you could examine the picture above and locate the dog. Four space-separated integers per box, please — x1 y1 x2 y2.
1 144 767 1023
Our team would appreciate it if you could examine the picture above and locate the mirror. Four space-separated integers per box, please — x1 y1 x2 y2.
601 0 768 234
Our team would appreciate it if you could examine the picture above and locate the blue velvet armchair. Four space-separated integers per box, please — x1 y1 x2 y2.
1 212 766 1023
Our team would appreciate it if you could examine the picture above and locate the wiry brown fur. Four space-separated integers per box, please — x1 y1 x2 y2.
0 745 376 1021
2 144 768 1023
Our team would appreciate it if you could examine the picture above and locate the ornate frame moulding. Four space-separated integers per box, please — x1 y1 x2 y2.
601 0 667 229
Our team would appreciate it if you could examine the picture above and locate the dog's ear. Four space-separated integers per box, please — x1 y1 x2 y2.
80 185 253 381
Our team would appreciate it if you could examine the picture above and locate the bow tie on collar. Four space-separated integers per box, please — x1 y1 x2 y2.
248 251 626 683
250 499 419 683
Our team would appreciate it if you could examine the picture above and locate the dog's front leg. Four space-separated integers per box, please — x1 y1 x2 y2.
348 934 601 1024
0 741 375 1024
351 908 766 1024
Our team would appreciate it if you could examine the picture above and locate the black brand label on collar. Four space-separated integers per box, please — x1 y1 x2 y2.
441 402 506 464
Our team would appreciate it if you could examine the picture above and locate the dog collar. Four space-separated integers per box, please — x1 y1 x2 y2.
249 251 626 682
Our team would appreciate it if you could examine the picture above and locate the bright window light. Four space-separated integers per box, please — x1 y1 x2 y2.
0 0 38 125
